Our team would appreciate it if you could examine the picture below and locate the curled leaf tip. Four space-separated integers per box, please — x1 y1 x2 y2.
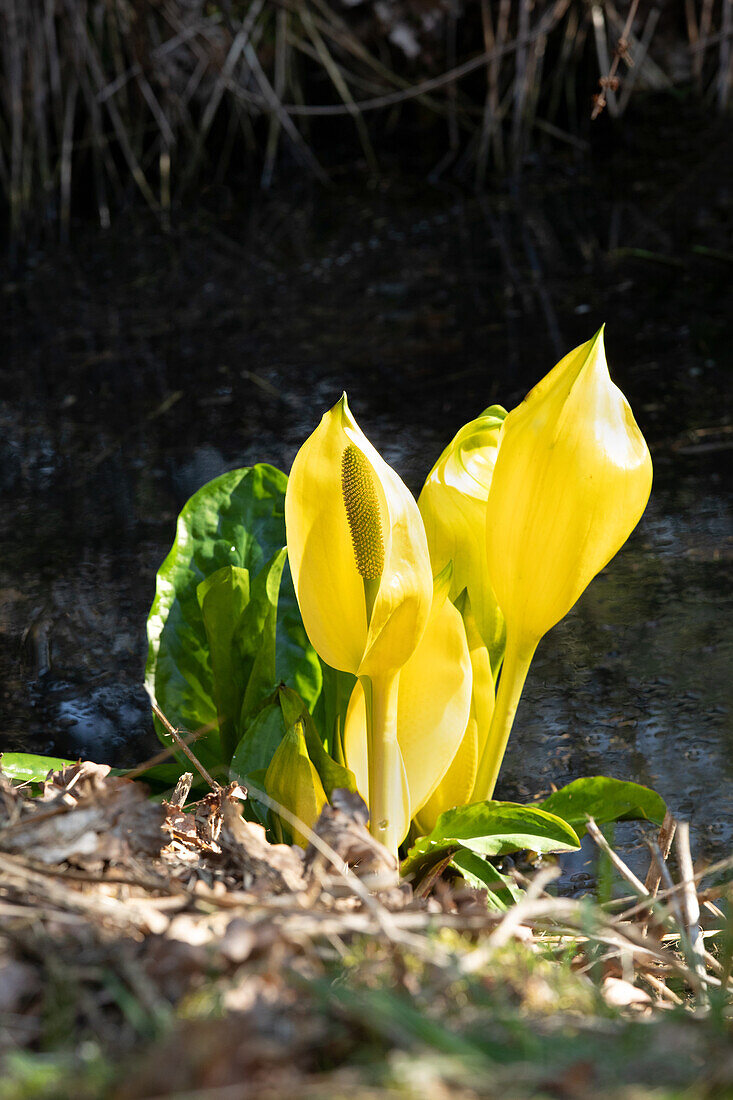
341 444 385 580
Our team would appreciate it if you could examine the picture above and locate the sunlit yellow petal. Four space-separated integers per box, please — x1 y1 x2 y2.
285 398 367 673
486 328 653 644
345 565 472 828
413 593 493 835
285 395 432 678
419 406 506 669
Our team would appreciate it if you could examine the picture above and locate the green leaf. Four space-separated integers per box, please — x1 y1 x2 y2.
145 464 321 773
278 557 323 712
278 685 357 798
450 849 523 911
312 661 356 761
229 702 285 788
197 551 286 760
538 777 667 839
402 800 580 880
0 752 77 783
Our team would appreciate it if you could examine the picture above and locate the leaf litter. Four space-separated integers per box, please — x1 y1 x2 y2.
1 756 732 1099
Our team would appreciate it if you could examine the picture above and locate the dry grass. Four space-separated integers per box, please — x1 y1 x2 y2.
0 1 731 238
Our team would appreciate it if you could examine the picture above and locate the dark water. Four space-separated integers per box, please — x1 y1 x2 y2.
2 105 731 871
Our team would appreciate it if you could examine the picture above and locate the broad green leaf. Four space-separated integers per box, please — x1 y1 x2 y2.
0 752 77 783
278 557 323 711
402 800 579 880
538 777 666 839
145 464 321 773
313 660 356 761
278 685 356 797
197 551 286 760
197 564 252 762
229 701 285 788
451 849 523 911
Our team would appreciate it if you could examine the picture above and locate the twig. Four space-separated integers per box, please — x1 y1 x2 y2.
648 839 705 1000
643 811 676 937
585 816 649 899
467 865 561 960
150 700 217 790
121 729 209 783
591 0 640 119
676 821 708 1003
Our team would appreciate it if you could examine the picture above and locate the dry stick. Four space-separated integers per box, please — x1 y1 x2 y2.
676 822 708 1002
5 0 25 238
686 0 701 92
183 5 263 187
697 0 716 95
591 3 619 119
96 17 220 103
511 0 532 159
591 0 641 119
475 0 496 186
719 0 733 109
620 852 733 924
303 0 464 124
585 817 650 899
283 0 570 117
59 77 77 243
642 969 685 1006
648 839 705 1001
150 701 217 790
121 728 211 783
299 3 377 175
242 38 329 182
69 6 158 210
642 811 676 937
617 6 661 114
262 5 288 188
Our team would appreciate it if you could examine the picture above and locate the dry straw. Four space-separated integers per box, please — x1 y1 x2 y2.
1 1 731 237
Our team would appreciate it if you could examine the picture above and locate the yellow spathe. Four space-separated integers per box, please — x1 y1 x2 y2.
344 565 473 836
285 394 433 677
485 328 653 646
473 327 653 803
285 394 435 856
419 406 506 667
413 592 494 834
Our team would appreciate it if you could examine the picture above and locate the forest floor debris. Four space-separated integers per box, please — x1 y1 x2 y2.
1 758 731 1099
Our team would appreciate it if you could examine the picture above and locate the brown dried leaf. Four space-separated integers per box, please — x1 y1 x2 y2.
219 784 305 894
2 777 165 867
305 787 399 885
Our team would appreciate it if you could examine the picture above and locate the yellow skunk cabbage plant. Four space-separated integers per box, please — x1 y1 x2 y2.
475 327 653 803
418 404 507 673
130 325 667 889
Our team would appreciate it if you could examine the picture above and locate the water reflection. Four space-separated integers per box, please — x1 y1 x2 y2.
2 172 730 864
